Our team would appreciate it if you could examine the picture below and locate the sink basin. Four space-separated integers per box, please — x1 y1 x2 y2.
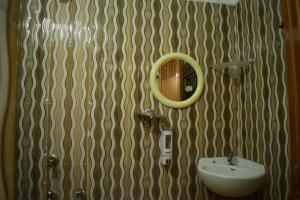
197 157 265 197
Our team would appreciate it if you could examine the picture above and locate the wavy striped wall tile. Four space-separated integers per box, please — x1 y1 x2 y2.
16 0 289 199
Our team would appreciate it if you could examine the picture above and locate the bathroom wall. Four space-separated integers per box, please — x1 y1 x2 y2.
237 0 290 199
15 0 289 199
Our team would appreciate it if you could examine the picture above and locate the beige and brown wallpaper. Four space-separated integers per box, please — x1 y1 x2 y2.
16 0 289 199
237 0 290 199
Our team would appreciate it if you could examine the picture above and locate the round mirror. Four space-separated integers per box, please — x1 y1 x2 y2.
150 53 204 109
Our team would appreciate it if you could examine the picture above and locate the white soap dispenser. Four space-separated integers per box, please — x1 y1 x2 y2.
159 130 172 165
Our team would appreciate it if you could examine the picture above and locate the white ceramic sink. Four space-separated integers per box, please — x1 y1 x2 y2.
197 157 265 197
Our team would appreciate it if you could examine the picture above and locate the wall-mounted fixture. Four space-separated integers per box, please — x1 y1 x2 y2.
190 0 240 6
46 154 59 168
150 53 204 109
210 60 255 80
46 190 58 200
159 130 172 165
136 109 165 121
75 189 86 200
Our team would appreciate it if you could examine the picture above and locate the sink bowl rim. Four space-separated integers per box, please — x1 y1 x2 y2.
197 156 265 180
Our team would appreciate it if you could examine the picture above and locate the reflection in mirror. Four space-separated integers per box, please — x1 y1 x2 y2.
156 59 198 101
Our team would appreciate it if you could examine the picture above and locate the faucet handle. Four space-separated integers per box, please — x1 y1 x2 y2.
46 190 58 200
75 189 86 200
226 150 235 157
226 150 237 165
46 154 59 168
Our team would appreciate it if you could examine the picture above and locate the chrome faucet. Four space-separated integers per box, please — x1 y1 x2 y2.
137 109 154 120
226 151 235 165
46 154 59 168
75 189 86 200
143 109 154 120
46 190 58 200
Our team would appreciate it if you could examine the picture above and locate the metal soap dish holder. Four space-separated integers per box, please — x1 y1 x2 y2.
136 109 165 121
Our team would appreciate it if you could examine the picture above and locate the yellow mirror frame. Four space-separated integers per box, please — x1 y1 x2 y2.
150 53 204 109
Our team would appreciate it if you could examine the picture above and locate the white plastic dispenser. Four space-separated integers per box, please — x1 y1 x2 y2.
159 130 172 165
